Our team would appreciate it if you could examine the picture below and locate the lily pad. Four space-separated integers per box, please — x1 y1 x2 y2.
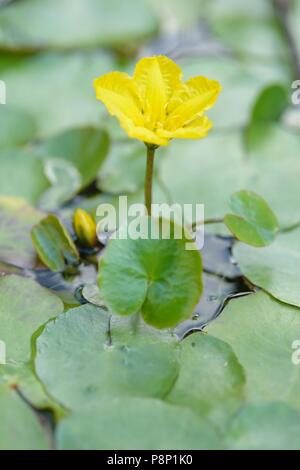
207 291 300 410
0 105 36 148
212 16 287 60
2 363 63 414
99 216 202 328
38 127 110 188
0 0 158 50
225 402 300 450
180 55 290 129
0 383 50 450
0 274 63 365
38 158 82 210
167 333 245 429
160 132 248 225
224 190 278 247
35 304 179 409
31 214 80 272
249 83 288 123
97 140 145 194
0 51 114 136
0 147 49 204
233 226 300 307
0 196 43 268
56 397 221 450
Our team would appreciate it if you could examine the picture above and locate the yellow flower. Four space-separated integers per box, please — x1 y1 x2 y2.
94 55 221 147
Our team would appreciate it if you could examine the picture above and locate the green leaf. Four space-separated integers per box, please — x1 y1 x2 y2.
97 140 145 194
0 383 50 450
31 214 79 272
167 333 245 429
0 0 158 50
250 84 288 123
207 291 300 410
224 190 278 247
56 397 221 450
0 52 114 136
212 16 287 60
35 304 179 409
0 274 63 365
161 125 300 233
0 105 36 149
225 402 300 450
38 127 109 188
39 158 81 210
0 196 44 268
233 226 300 307
2 363 63 415
99 216 202 328
0 148 49 204
180 55 289 129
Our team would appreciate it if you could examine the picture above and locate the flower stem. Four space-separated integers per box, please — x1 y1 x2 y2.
144 145 156 216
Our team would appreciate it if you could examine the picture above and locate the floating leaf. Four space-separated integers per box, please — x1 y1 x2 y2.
207 292 300 409
97 140 145 194
0 0 158 50
249 84 288 123
99 216 202 328
167 333 245 429
0 148 48 204
233 226 300 307
225 402 300 450
56 397 221 450
0 383 50 450
31 214 79 272
224 190 278 247
38 127 109 188
0 196 43 268
0 52 114 136
0 105 36 149
0 274 63 365
35 304 179 409
39 158 81 210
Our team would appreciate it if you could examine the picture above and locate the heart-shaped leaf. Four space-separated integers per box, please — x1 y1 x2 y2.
99 216 202 328
224 190 278 246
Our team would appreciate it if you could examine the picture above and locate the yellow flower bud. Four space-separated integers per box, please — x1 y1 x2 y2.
73 208 97 248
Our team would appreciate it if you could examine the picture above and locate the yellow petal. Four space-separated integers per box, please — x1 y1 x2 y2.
158 116 212 140
133 56 182 129
120 117 169 146
94 71 144 126
165 77 221 130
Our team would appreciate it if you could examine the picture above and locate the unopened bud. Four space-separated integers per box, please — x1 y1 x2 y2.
73 208 97 248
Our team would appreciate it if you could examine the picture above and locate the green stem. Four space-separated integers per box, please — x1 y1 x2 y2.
191 217 224 231
144 145 156 216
